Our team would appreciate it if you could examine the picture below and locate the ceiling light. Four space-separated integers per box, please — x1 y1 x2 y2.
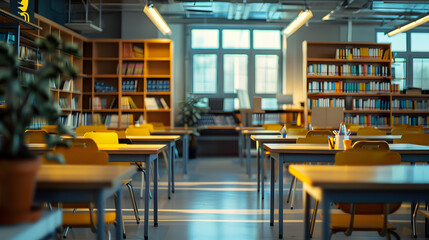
282 10 313 36
143 4 171 35
387 14 429 37
322 10 334 21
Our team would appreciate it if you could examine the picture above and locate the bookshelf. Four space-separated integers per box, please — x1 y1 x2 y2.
82 39 173 128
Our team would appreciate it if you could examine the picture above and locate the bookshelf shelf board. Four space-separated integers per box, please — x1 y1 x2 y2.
122 58 145 61
93 57 119 61
307 58 391 63
93 74 119 78
93 109 119 113
391 94 429 98
59 90 72 94
121 75 145 78
82 109 92 112
146 74 171 78
61 108 72 111
94 92 119 95
83 92 92 95
146 92 171 95
0 105 6 109
308 93 391 97
121 109 145 112
50 88 60 92
146 57 170 61
343 110 391 114
71 109 81 112
307 75 392 80
121 92 144 96
391 110 429 114
83 57 92 61
145 109 171 112
71 91 82 95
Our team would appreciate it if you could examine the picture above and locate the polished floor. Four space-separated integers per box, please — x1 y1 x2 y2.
63 157 428 240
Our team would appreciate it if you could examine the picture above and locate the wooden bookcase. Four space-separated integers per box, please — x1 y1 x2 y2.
303 41 394 129
82 39 173 128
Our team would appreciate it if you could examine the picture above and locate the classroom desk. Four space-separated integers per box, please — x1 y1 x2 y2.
29 143 166 240
35 165 136 240
289 164 429 240
121 135 181 199
242 129 280 177
263 143 429 239
0 209 62 240
152 129 193 174
235 126 263 166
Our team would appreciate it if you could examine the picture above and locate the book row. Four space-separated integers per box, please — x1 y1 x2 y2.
307 64 389 77
352 99 390 110
122 43 144 58
122 80 138 92
335 47 390 60
59 113 81 128
392 99 429 110
392 115 429 126
147 79 170 92
119 62 144 75
95 81 116 93
308 98 345 109
344 115 389 127
81 113 137 127
145 97 169 110
308 81 391 93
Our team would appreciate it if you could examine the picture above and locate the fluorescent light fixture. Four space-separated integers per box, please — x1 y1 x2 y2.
143 4 171 35
387 15 429 37
322 10 334 21
282 10 313 36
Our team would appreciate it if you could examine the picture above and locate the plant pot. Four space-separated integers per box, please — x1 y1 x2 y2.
0 155 42 224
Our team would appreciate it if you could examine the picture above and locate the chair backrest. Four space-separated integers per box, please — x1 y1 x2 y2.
305 130 334 137
83 132 119 145
262 124 282 131
393 133 429 145
136 123 155 133
296 135 329 144
41 125 57 134
72 138 99 150
350 140 390 151
287 127 308 136
75 125 107 136
125 127 151 136
151 122 165 130
335 143 401 214
25 130 48 144
356 127 386 136
391 124 409 135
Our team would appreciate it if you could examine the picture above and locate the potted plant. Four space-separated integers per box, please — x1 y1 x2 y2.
0 34 78 224
177 95 209 158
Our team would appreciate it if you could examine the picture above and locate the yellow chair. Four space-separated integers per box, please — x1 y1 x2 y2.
262 123 282 131
296 130 333 144
392 125 424 135
25 129 48 144
310 141 401 239
125 127 168 198
41 125 57 134
287 127 308 136
151 122 165 130
391 124 409 135
394 133 429 145
44 144 122 238
75 125 107 136
356 127 386 136
134 123 155 133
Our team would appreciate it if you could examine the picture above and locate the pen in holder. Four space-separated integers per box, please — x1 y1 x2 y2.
328 136 335 149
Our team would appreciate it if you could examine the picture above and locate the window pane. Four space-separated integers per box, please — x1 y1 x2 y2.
261 98 278 110
224 54 248 93
253 30 281 50
193 54 217 93
392 58 406 91
222 30 250 49
376 32 406 52
255 55 279 94
191 29 219 49
413 58 429 90
223 98 239 111
411 33 429 52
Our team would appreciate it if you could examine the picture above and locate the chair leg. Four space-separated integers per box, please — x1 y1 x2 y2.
126 182 140 224
290 177 297 209
63 226 70 238
310 200 319 238
286 176 295 204
413 202 420 238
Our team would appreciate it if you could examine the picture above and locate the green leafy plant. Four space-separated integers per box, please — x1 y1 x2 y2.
177 95 209 136
0 34 79 160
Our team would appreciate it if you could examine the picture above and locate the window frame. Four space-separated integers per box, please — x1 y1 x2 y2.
187 25 283 109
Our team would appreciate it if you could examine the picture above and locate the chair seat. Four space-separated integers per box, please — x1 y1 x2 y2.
324 214 396 232
63 212 116 227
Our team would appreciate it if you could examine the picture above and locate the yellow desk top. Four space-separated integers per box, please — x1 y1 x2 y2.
28 143 167 155
125 135 181 142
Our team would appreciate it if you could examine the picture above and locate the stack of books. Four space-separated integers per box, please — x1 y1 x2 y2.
121 62 144 75
122 80 138 92
147 79 170 92
145 97 169 110
95 81 116 92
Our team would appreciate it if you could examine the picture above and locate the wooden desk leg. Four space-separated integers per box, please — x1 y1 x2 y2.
278 157 284 239
154 157 159 227
171 143 175 194
144 158 151 240
304 191 310 240
321 196 330 240
257 141 260 193
115 187 123 240
96 190 106 240
261 144 265 199
270 156 275 226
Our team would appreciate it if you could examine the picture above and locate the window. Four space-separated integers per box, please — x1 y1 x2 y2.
413 58 429 89
392 58 406 91
411 33 429 52
189 26 282 107
376 32 406 52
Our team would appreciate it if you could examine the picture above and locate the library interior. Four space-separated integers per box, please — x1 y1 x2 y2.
2 0 429 240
